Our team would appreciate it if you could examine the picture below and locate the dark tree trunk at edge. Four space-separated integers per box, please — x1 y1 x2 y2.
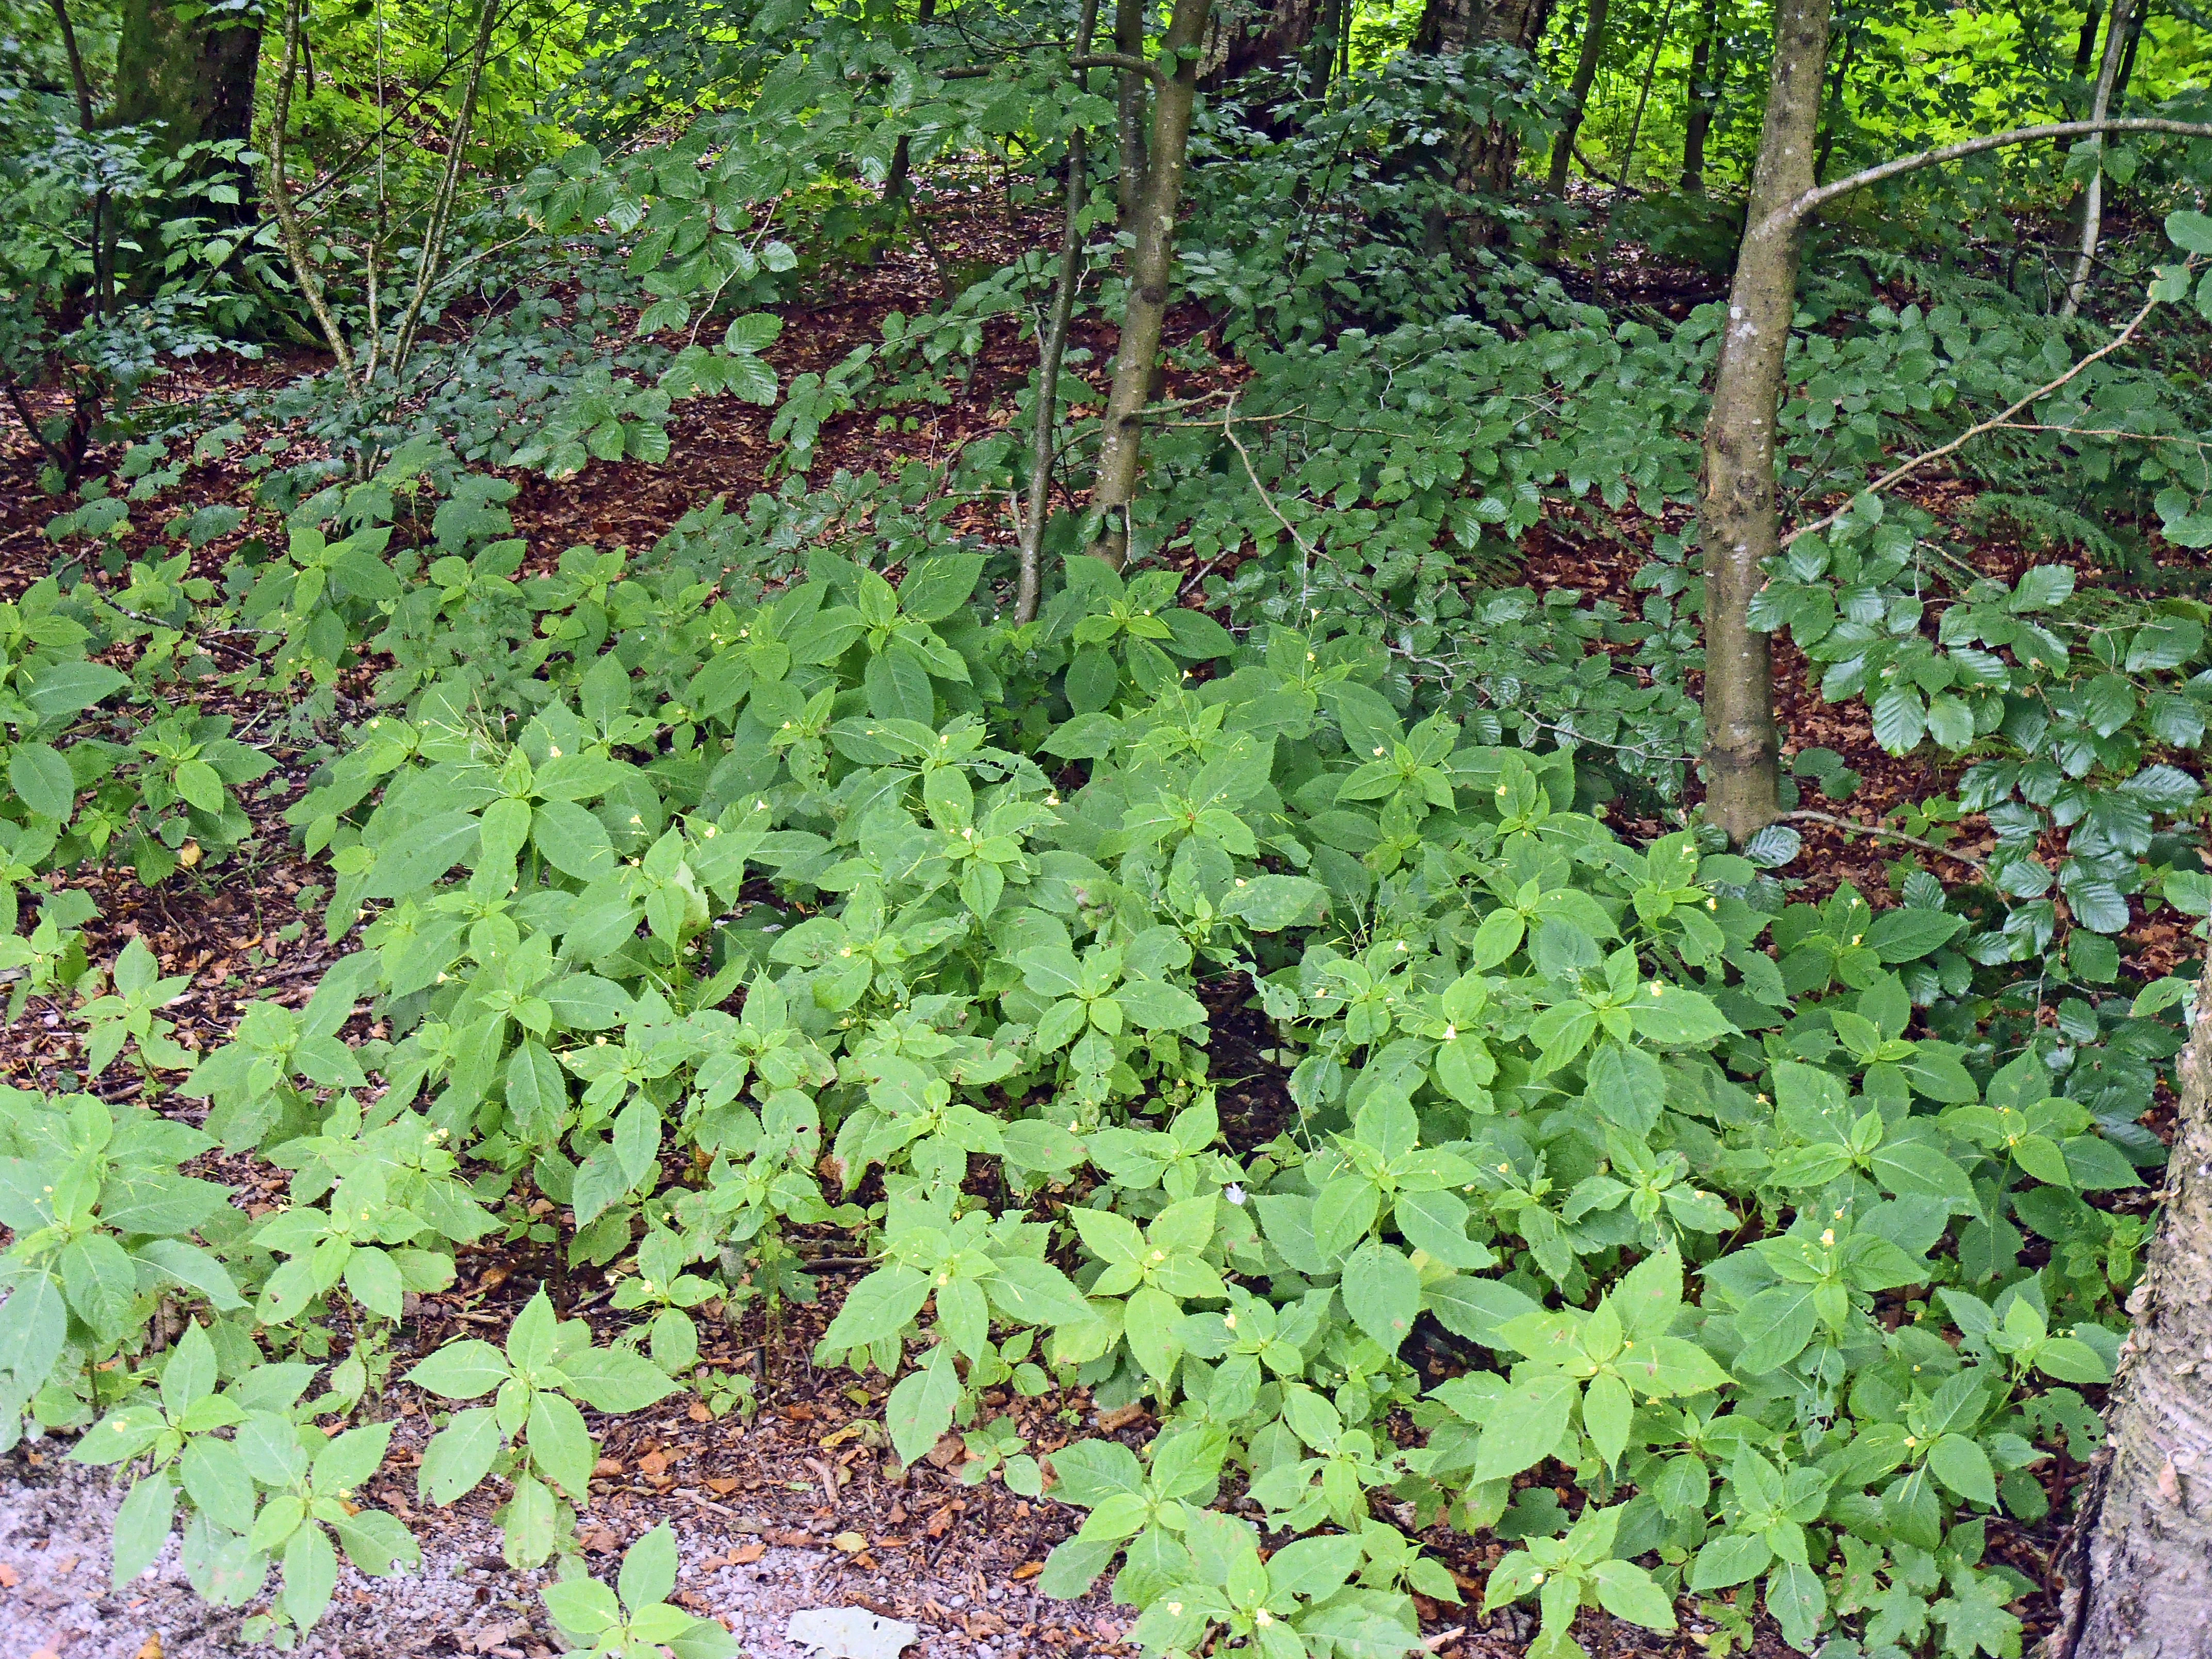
2060 964 2212 1659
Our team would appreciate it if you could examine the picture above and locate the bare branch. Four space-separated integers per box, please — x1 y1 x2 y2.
1776 118 2212 236
1781 273 2173 548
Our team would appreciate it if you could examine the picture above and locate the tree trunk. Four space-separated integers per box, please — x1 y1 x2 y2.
2073 0 2106 82
1695 0 1830 845
1116 0 1151 225
1416 0 1556 197
1087 0 1215 569
2060 964 2212 1659
1681 0 1722 189
2061 0 2132 317
1547 0 1614 196
1200 0 1323 90
112 0 261 206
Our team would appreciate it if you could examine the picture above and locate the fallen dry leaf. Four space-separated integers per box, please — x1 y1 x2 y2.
638 1450 669 1478
0 1563 17 1588
137 1639 163 1659
706 1476 741 1494
593 1457 624 1477
730 1541 767 1565
923 1433 964 1469
1011 1562 1044 1581
688 1402 711 1423
831 1531 867 1554
1095 1403 1147 1433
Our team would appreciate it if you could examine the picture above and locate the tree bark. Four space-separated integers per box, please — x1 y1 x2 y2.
1200 0 1323 89
112 0 261 207
1681 0 1722 189
1546 0 1614 196
1416 0 1556 197
2060 964 2212 1659
2073 0 2106 85
1695 0 1830 845
1088 0 1214 569
1116 0 1152 225
2061 0 2131 318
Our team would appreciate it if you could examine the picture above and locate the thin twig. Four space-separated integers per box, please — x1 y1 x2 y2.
1781 275 2172 548
1778 810 1988 875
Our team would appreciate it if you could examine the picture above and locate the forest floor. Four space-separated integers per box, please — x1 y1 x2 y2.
0 183 2160 1657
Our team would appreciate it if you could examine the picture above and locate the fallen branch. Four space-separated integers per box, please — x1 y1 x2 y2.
1778 809 1988 876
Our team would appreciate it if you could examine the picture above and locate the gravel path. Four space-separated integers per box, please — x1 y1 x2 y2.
0 1444 1126 1659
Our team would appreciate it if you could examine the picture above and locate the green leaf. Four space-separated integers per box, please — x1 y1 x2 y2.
532 799 615 882
1734 1284 1818 1375
112 1470 175 1588
1471 1372 1578 1483
1864 908 1966 963
1690 1532 1772 1591
1766 1559 1827 1652
420 1407 502 1505
282 1523 340 1631
21 660 125 722
364 810 481 899
1122 1283 1184 1383
545 1576 624 1636
560 1345 683 1412
1592 1559 1676 1632
887 1344 962 1468
8 742 75 821
818 1264 933 1352
406 1339 510 1400
527 1389 597 1499
1927 1433 1996 1506
1339 1240 1420 1354
1220 874 1327 931
620 1521 681 1613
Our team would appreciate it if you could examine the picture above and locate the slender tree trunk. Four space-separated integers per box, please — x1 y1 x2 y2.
1696 0 1831 845
1811 28 1853 183
1681 0 1723 189
2059 964 2212 1659
1116 0 1152 224
2112 0 2150 104
1615 0 1678 193
1088 0 1215 569
1547 0 1614 196
882 0 939 215
2073 0 2106 82
1016 1 1103 622
2062 0 2132 317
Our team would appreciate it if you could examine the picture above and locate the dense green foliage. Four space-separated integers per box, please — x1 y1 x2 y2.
2 0 2212 1653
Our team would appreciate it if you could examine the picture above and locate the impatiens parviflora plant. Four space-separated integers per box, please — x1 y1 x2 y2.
539 1522 735 1659
3 520 2170 1659
404 1289 682 1567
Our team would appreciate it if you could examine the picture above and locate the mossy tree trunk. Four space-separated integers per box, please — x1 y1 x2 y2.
113 0 262 213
